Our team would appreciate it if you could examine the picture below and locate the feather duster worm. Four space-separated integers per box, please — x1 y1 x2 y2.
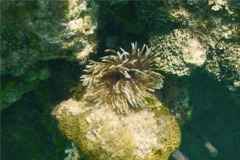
81 42 164 114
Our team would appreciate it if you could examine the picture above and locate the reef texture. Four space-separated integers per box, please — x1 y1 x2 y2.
150 29 207 76
146 0 240 114
148 0 240 88
205 42 240 88
1 0 240 160
52 98 181 160
0 0 97 110
81 43 164 114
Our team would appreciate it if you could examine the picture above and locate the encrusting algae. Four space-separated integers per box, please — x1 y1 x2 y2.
52 43 181 160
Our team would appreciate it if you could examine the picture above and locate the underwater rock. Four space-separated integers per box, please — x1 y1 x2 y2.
160 78 192 125
149 0 239 89
0 78 38 111
205 42 240 88
208 0 233 13
0 66 50 111
1 0 97 77
52 98 181 160
150 29 207 76
204 41 240 106
0 0 97 110
62 0 97 62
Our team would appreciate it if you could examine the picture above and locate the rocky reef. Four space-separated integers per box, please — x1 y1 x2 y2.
1 0 97 110
1 0 240 160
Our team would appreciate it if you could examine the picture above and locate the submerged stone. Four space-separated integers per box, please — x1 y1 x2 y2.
52 98 181 160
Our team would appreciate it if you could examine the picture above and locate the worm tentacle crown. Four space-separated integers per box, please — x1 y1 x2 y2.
81 42 164 114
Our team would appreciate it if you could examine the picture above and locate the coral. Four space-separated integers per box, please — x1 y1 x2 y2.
62 0 98 62
64 143 81 160
52 98 181 160
2 1 240 159
149 0 239 91
205 42 240 88
208 0 232 13
0 0 97 110
160 0 239 48
81 43 164 114
0 0 97 75
53 42 179 159
150 29 207 76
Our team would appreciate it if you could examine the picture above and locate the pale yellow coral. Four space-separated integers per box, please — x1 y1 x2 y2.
52 98 181 160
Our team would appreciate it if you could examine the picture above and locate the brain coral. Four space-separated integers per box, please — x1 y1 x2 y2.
81 42 164 114
52 98 181 160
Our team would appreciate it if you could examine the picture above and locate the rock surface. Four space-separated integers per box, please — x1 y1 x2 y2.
52 99 181 160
